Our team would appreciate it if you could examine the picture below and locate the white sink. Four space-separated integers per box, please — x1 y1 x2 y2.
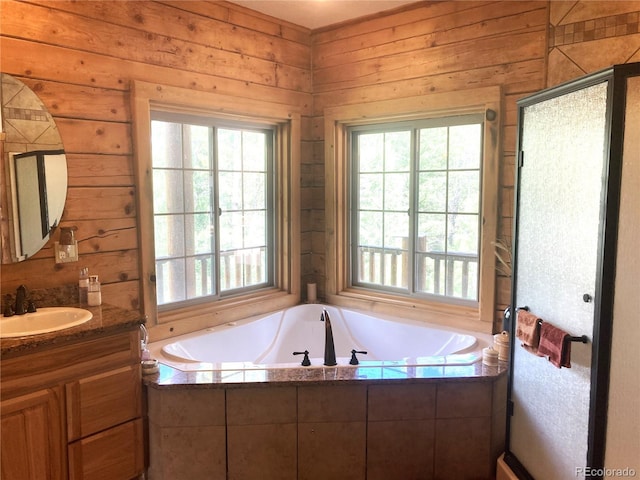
0 307 93 338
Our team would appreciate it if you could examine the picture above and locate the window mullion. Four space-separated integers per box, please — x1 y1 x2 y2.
444 126 451 297
181 124 189 301
211 126 220 298
409 128 418 294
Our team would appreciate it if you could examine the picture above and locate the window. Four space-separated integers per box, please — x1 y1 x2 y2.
350 115 483 304
151 113 274 308
324 87 500 330
132 81 300 329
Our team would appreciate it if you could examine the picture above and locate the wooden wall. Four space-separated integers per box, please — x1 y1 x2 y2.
308 0 640 329
0 0 312 311
2 0 638 326
309 1 549 328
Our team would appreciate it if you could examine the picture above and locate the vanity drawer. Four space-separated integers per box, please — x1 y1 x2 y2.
66 364 141 441
68 417 144 480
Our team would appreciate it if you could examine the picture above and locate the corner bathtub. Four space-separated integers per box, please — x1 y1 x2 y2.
149 303 492 372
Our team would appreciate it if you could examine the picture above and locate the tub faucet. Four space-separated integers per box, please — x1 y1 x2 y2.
14 285 28 315
321 308 337 366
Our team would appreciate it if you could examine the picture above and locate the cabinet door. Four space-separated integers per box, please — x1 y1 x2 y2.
68 418 144 480
1 388 65 480
66 364 142 441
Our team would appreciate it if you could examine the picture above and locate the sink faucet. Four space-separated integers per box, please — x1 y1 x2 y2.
321 308 337 366
14 285 28 315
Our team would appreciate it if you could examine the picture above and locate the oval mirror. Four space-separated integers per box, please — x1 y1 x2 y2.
1 73 68 263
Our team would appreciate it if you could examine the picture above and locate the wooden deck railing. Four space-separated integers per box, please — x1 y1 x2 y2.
156 247 266 303
157 244 477 303
357 245 478 300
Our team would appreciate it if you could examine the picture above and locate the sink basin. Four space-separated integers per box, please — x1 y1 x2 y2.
0 307 93 338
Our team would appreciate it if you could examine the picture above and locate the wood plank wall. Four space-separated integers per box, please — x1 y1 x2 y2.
2 0 638 327
0 0 312 311
309 1 549 327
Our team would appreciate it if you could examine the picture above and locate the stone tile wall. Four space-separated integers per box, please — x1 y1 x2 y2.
146 376 507 480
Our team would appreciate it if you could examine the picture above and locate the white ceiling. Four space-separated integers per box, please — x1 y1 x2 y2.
230 0 417 30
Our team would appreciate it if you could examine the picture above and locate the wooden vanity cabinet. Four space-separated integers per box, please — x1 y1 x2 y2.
66 364 144 480
0 387 66 480
0 328 144 480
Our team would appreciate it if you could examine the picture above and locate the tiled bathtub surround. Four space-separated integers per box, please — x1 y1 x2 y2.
549 11 640 47
145 363 507 480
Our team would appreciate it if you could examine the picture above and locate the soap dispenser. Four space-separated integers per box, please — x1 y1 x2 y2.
87 275 102 306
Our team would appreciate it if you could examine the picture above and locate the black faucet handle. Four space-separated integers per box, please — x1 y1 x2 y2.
27 300 37 313
349 349 368 365
293 350 311 366
3 296 15 317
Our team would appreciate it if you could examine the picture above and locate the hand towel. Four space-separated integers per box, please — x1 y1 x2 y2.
537 322 571 368
516 309 541 352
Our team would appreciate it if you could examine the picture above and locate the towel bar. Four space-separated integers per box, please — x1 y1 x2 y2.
517 308 588 344
567 335 589 344
531 318 588 344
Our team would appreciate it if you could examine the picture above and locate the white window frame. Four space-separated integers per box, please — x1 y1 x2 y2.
324 87 501 332
132 81 300 336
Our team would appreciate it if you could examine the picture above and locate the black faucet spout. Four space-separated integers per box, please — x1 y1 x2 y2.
14 285 27 315
321 309 337 366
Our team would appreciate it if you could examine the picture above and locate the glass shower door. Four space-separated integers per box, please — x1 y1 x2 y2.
509 81 609 480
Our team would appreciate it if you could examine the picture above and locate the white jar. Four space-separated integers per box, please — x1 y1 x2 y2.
482 347 499 366
87 275 102 306
493 331 510 362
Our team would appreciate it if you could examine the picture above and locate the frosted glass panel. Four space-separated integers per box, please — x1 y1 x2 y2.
511 81 608 480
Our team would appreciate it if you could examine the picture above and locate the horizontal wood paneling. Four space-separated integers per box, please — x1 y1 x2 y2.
2 37 312 108
312 1 494 44
0 0 312 307
312 58 547 115
160 0 311 45
314 32 544 93
313 2 546 69
18 79 129 123
1 250 139 286
66 154 133 187
4 1 310 85
4 0 629 324
35 219 137 258
63 187 135 221
56 119 131 155
24 0 311 70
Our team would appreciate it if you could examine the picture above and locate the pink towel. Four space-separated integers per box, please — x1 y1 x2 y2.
537 322 571 368
516 310 541 353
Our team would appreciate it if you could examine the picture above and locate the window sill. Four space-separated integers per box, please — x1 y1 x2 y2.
326 288 493 334
149 289 299 342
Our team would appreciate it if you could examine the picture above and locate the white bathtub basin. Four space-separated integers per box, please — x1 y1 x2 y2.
153 304 491 371
0 307 93 338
